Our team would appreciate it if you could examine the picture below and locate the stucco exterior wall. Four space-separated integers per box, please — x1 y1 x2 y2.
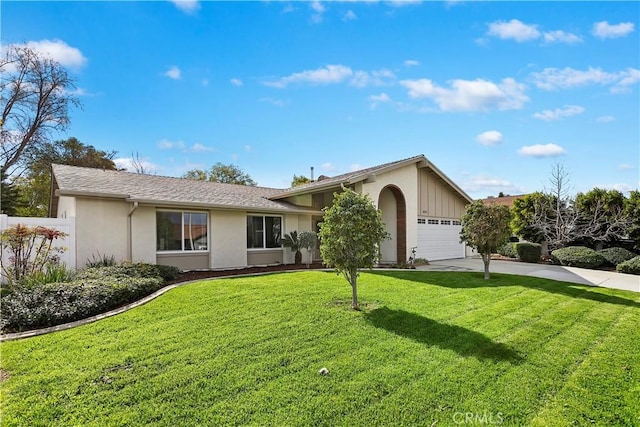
378 188 398 263
75 198 129 266
419 169 467 218
130 205 156 263
56 196 76 219
210 210 247 268
362 164 419 262
157 252 209 270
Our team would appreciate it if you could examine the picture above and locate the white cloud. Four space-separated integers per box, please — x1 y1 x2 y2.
164 66 181 80
349 163 363 172
350 68 396 88
543 30 582 44
530 66 640 93
343 10 357 21
518 143 566 158
386 0 422 7
400 77 529 112
321 162 336 171
157 139 185 150
23 39 87 69
263 64 353 88
191 143 214 152
596 115 615 123
532 105 585 121
592 21 635 39
404 59 420 67
281 3 295 14
487 19 540 42
230 78 243 87
619 164 635 170
259 97 288 107
170 0 200 14
114 157 159 173
476 130 503 146
597 183 637 193
462 174 523 194
310 1 325 23
369 92 391 109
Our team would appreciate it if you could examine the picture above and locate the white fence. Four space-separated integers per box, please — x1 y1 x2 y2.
0 214 76 282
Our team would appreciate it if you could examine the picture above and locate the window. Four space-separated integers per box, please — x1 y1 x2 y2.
157 211 208 252
441 220 451 225
452 220 461 226
428 219 439 225
417 218 426 224
247 215 282 249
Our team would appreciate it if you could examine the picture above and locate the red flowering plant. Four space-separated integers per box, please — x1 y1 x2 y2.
1 224 68 288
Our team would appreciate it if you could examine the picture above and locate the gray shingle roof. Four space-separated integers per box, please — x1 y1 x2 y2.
51 164 319 213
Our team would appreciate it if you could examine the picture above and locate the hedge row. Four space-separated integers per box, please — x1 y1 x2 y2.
551 246 605 269
1 262 182 333
617 256 640 275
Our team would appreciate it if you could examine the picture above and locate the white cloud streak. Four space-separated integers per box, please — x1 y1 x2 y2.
592 21 635 39
170 0 200 14
596 115 615 123
532 105 585 121
400 77 529 112
164 66 181 80
22 39 87 69
487 19 540 42
230 78 243 86
263 64 353 88
518 143 566 158
543 30 582 44
476 130 503 146
530 66 640 93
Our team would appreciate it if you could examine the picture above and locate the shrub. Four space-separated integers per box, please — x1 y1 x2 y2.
78 262 181 282
515 242 542 263
617 256 640 275
0 276 163 333
18 263 76 288
597 247 636 267
498 242 517 258
551 246 605 269
86 252 117 268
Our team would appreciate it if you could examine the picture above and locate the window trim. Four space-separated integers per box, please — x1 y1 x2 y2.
156 209 209 253
246 214 283 251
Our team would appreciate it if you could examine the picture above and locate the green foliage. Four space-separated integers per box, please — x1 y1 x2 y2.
298 231 318 267
597 247 636 267
182 162 256 186
86 252 118 268
17 263 76 288
515 242 542 263
460 200 512 279
616 256 640 275
282 231 302 264
78 262 182 282
551 246 605 269
15 137 117 217
624 190 640 246
319 187 389 308
291 174 311 187
0 224 68 287
0 277 163 332
510 192 553 243
497 242 518 258
2 271 639 425
0 173 24 216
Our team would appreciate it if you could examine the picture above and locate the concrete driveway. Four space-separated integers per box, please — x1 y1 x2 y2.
418 257 640 293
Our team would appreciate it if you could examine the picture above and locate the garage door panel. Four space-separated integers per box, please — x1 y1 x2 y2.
417 219 464 261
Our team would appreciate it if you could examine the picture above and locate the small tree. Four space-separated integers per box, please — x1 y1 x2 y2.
298 231 317 267
460 201 512 280
319 188 389 309
282 231 302 265
291 174 311 187
182 163 257 186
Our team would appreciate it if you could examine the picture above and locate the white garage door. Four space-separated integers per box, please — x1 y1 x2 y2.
417 218 465 261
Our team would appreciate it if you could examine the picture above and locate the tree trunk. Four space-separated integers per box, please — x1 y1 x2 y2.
482 253 491 280
350 268 359 309
294 250 302 265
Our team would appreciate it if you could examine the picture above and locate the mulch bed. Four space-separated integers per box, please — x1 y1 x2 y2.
166 263 328 285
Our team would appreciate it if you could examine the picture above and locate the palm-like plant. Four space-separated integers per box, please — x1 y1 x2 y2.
282 231 302 264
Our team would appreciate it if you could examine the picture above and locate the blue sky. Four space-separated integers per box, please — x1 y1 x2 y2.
3 1 639 199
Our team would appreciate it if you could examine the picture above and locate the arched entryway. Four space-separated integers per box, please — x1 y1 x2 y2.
378 185 407 264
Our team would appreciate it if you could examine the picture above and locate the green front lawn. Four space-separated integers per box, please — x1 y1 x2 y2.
1 271 638 426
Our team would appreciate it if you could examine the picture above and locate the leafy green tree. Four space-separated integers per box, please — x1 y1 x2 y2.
575 188 629 248
291 174 311 187
1 45 81 176
319 188 389 309
16 137 117 217
0 173 24 215
182 162 256 186
511 192 554 243
460 201 512 280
